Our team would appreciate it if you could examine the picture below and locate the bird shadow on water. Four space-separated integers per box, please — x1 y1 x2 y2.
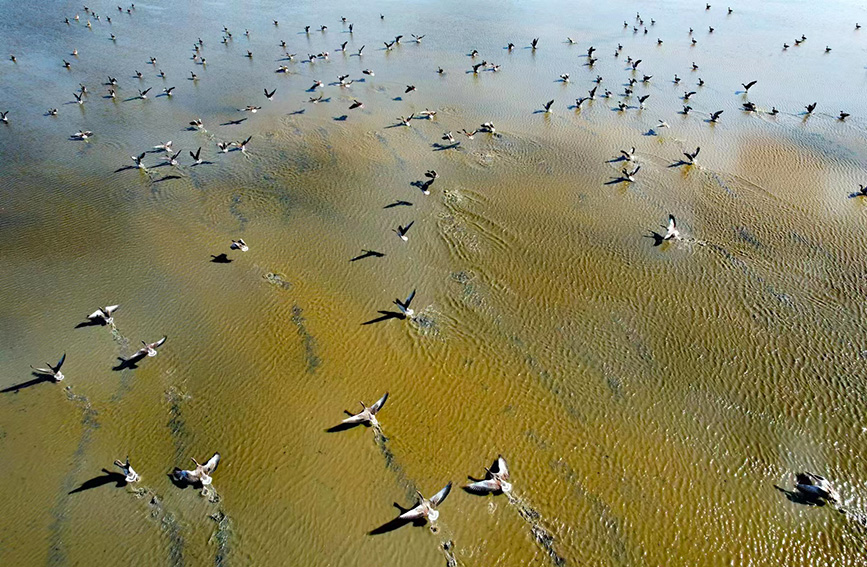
368 505 427 535
69 470 128 494
773 485 825 506
112 353 146 371
432 142 461 151
604 176 631 185
75 318 107 329
362 310 406 325
645 232 666 247
667 160 692 168
1 374 55 393
210 253 233 263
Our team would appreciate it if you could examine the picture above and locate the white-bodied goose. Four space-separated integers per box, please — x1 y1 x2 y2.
465 455 511 494
31 353 66 381
88 304 119 324
341 392 388 426
394 289 416 317
114 457 140 483
663 215 680 240
622 165 640 182
398 483 452 523
683 147 700 163
230 238 248 251
172 453 220 485
394 222 414 241
135 336 166 358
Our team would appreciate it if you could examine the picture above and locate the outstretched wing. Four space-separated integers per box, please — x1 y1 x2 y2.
370 392 388 414
398 504 426 521
341 412 368 425
429 482 452 508
55 353 67 371
203 453 221 474
465 479 501 493
494 455 509 479
404 289 416 308
152 336 167 349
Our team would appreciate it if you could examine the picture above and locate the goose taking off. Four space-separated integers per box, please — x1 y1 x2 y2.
114 457 140 483
794 472 839 503
663 215 680 240
465 455 511 494
135 336 166 358
394 222 414 241
622 165 640 182
620 146 636 161
394 289 416 317
683 147 700 163
31 353 66 381
230 238 248 252
340 392 388 426
172 453 220 485
87 304 119 324
398 483 452 523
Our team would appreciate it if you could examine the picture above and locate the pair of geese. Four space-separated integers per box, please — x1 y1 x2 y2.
31 305 166 381
338 392 511 523
113 453 221 487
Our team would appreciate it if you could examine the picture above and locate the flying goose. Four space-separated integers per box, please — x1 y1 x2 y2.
442 131 455 143
71 130 93 140
620 146 636 161
190 147 202 164
31 353 66 381
87 304 119 324
683 147 700 163
164 150 181 166
839 111 850 120
394 222 414 241
189 118 203 129
230 238 248 251
559 73 570 83
349 99 363 110
542 99 554 113
394 289 416 317
240 105 261 113
805 102 816 114
742 101 757 112
163 86 175 96
465 455 511 494
238 135 252 152
663 215 680 240
742 80 757 92
794 472 839 503
264 88 276 100
138 87 151 99
412 34 425 43
73 92 84 105
398 114 414 126
217 141 231 153
405 85 416 94
531 38 539 49
398 483 452 523
1 111 8 123
340 393 388 426
709 110 723 122
362 69 374 76
135 336 166 358
622 165 640 182
114 457 140 482
172 453 220 485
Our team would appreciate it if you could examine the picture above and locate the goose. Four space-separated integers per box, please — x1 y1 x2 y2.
73 92 85 105
72 130 93 140
189 118 203 129
310 80 323 90
461 128 477 139
691 62 699 71
320 25 327 32
398 114 414 126
114 457 140 482
217 141 231 153
683 91 696 101
264 88 276 100
384 41 395 51
79 83 88 94
163 86 175 96
839 111 850 121
245 50 252 58
9 55 16 63
559 73 570 83
405 85 416 94
587 46 596 57
230 238 249 252
172 453 220 485
190 147 202 164
424 170 439 180
442 131 455 143
349 99 363 110
709 110 723 122
742 80 757 92
531 38 539 49
622 165 640 182
638 94 650 108
657 119 669 128
465 455 511 494
418 109 437 119
588 85 598 99
362 69 374 76
794 472 839 503
805 102 816 114
135 336 166 358
135 70 143 79
240 105 261 113
697 78 704 86
398 483 452 523
153 140 172 152
682 105 693 114
357 46 365 56
617 101 628 112
393 289 417 316
663 215 680 240
575 97 589 108
770 107 779 116
340 393 388 426
480 122 495 133
783 43 789 50
631 59 642 70
238 136 252 152
47 108 58 116
31 353 66 381
825 46 831 53
190 71 198 80
742 101 756 112
149 56 157 65
138 87 151 99
642 75 653 83
275 65 289 73
567 37 577 44
708 26 714 33
542 99 554 113
87 304 119 324
620 146 636 161
673 74 680 84
309 93 324 103
412 34 425 43
163 150 181 166
1 111 8 123
338 41 348 52
471 62 485 74
691 38 697 45
507 42 515 50
72 49 79 57
394 222 414 241
683 147 700 163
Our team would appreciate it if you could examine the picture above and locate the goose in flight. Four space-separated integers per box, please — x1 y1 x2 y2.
172 453 220 485
683 147 700 163
153 140 173 152
135 336 166 358
264 88 276 100
622 165 640 182
465 455 511 494
805 102 817 114
138 87 151 99
31 353 67 381
394 222 414 241
709 110 723 122
398 483 452 523
163 87 175 96
794 472 839 503
663 215 680 240
71 130 93 140
87 305 119 325
238 136 252 152
231 238 248 251
190 147 203 164
542 99 554 113
340 393 388 426
620 146 636 161
742 80 757 92
114 457 140 483
349 99 363 110
394 289 416 317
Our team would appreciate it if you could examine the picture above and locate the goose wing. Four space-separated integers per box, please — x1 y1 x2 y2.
429 482 452 508
87 309 106 319
150 336 167 349
370 392 388 414
55 353 67 371
341 411 369 424
404 289 416 307
465 479 501 493
203 453 221 474
494 455 509 479
398 503 427 521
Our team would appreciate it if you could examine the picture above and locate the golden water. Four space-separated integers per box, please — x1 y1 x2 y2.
2 0 867 565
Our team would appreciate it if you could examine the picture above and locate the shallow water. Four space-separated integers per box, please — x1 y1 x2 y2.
2 0 867 565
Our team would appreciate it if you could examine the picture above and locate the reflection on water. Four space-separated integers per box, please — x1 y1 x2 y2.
2 0 867 565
